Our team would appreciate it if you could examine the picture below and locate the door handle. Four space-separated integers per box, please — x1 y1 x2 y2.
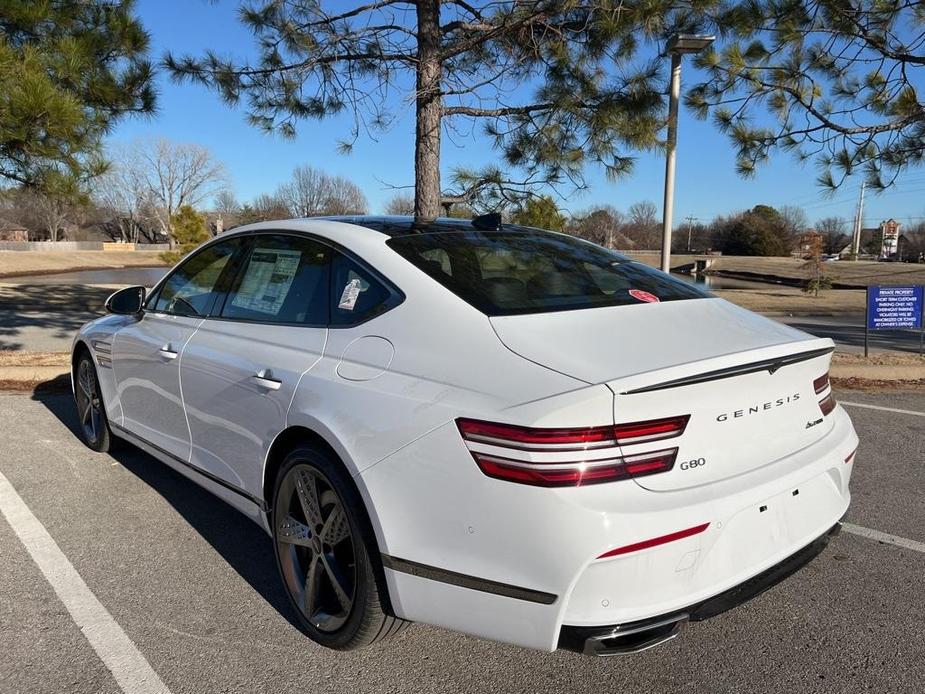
159 345 179 360
251 369 282 391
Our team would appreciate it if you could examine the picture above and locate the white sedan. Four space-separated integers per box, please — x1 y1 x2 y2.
72 215 857 655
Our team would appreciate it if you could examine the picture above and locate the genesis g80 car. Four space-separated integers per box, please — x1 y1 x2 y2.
72 215 857 655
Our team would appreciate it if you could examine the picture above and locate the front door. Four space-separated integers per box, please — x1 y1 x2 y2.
112 237 247 460
180 234 330 494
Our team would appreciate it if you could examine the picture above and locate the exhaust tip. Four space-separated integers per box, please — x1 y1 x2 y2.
573 614 689 657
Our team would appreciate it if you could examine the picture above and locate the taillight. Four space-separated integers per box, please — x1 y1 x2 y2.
845 447 857 464
813 373 830 394
455 419 615 451
819 393 836 416
613 415 690 444
456 416 688 487
470 449 678 487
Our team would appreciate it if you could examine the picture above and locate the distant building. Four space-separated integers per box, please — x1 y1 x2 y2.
0 221 29 242
837 219 908 259
880 218 901 257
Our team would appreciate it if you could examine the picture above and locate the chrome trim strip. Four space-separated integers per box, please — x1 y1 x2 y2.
381 555 557 605
471 448 677 471
621 347 835 395
462 433 618 451
472 452 626 471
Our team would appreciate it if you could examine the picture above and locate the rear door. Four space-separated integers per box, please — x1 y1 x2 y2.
179 234 330 494
112 237 246 460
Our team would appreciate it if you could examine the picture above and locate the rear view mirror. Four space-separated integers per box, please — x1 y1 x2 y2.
105 286 146 316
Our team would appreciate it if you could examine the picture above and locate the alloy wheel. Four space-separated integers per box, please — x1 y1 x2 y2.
76 359 102 444
275 465 357 632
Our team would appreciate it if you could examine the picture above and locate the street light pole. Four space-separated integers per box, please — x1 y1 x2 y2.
660 53 681 273
685 215 698 252
659 33 715 274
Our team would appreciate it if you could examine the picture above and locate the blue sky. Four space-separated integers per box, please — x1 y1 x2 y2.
110 0 925 229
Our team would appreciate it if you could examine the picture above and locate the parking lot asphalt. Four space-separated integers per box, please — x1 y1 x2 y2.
1 391 924 694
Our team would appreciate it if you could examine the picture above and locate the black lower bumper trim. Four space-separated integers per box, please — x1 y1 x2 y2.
559 521 842 655
381 554 558 605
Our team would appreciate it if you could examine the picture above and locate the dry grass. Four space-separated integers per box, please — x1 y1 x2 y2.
832 377 925 392
0 250 166 279
706 256 925 288
626 252 925 288
832 352 925 367
714 288 865 315
0 351 70 366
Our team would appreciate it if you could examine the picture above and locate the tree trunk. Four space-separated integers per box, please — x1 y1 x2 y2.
414 0 442 223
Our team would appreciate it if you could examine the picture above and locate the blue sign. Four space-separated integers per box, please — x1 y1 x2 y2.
867 285 924 330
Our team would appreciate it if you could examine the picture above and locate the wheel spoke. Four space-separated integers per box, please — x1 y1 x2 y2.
302 555 323 616
277 515 313 547
321 553 352 613
320 503 350 546
78 397 92 426
78 367 93 398
89 406 100 438
294 471 323 528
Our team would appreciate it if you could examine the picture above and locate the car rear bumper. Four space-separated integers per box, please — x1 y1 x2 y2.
359 406 857 652
558 520 842 656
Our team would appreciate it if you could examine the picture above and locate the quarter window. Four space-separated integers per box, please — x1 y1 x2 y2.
152 238 245 317
329 252 397 326
221 235 330 325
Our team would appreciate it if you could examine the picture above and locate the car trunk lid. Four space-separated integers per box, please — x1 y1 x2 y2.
489 298 836 490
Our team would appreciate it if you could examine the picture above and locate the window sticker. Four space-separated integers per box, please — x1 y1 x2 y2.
338 278 362 311
628 288 660 303
231 248 302 315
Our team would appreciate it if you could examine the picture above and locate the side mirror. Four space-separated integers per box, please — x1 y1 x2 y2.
105 286 146 316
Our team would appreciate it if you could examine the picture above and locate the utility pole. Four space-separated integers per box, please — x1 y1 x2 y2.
851 182 866 258
685 215 698 252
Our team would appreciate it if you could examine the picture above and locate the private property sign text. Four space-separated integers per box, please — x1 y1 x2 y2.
867 285 924 330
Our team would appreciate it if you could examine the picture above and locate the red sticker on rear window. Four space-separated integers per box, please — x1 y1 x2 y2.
629 289 660 303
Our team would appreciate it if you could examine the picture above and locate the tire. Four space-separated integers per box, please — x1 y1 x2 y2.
271 445 408 650
73 351 113 453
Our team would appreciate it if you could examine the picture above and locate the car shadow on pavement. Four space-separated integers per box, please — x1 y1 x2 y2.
34 393 305 633
0 284 110 351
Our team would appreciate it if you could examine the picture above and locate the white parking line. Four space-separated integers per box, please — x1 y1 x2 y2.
841 401 925 417
0 471 172 694
842 523 925 554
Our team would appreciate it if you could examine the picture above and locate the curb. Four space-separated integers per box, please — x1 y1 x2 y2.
0 366 69 381
0 363 923 394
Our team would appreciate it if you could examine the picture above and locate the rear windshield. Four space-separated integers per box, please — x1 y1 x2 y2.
387 231 709 316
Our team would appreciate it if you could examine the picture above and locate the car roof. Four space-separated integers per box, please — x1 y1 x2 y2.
313 215 510 237
216 215 554 246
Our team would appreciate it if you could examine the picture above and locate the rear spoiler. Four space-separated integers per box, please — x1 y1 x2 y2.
620 346 835 395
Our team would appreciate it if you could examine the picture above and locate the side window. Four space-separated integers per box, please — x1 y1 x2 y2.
152 239 244 317
330 252 399 326
220 235 330 325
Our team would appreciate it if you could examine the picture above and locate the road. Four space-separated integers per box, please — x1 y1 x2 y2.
1 391 923 694
778 314 925 355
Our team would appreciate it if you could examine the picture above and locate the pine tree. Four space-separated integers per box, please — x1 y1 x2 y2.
166 1 700 222
160 205 210 265
512 195 566 231
688 0 925 191
0 0 156 191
